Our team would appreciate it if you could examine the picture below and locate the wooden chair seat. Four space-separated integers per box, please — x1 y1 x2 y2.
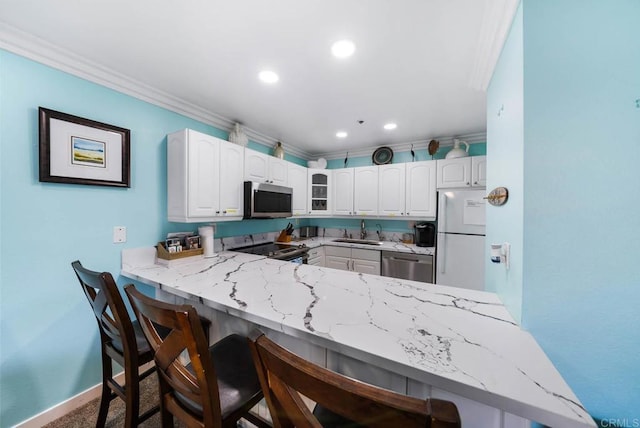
124 284 270 428
172 334 264 420
248 329 462 428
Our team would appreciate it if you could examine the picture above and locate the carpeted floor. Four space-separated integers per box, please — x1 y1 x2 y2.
42 374 265 427
42 374 175 428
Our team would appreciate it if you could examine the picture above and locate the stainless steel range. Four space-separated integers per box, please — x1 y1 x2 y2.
232 242 309 264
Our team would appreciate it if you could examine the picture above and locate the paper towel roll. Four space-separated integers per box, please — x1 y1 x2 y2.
198 226 215 258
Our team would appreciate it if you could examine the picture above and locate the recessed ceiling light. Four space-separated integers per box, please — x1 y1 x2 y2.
258 70 279 84
331 40 356 58
336 131 348 138
384 123 397 130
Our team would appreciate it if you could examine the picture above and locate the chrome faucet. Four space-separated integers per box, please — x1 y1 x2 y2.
360 219 367 240
375 223 383 241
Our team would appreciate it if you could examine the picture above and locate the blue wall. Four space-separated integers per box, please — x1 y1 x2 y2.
486 3 524 321
488 0 640 423
0 50 228 426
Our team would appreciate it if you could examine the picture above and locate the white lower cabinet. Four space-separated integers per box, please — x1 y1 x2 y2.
307 246 325 267
324 246 380 275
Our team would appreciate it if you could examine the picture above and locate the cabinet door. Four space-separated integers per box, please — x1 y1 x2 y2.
269 157 288 185
472 156 487 187
245 150 269 182
354 166 378 216
308 169 332 215
187 130 220 218
406 161 437 218
352 259 381 275
333 168 354 215
325 255 351 271
436 158 472 188
378 164 406 217
307 247 325 267
287 163 308 215
218 140 244 217
351 248 381 275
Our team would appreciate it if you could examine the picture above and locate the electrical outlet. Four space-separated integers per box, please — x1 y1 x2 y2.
113 226 126 243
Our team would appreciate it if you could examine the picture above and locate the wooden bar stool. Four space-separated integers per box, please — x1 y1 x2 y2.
248 329 462 428
124 284 271 428
72 260 159 427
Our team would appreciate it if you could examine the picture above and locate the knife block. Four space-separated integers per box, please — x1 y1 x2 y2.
276 230 292 242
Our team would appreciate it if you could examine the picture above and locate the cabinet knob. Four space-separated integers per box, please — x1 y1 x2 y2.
216 211 220 214
474 181 478 185
466 182 470 185
222 210 227 214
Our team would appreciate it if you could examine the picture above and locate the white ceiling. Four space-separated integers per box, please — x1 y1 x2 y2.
0 0 518 159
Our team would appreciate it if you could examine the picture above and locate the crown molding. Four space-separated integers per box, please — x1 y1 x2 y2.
0 22 316 158
317 132 486 161
242 128 313 160
467 0 520 91
1 22 484 162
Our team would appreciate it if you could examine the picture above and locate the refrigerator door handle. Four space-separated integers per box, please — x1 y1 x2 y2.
439 192 447 233
438 192 447 276
438 233 446 275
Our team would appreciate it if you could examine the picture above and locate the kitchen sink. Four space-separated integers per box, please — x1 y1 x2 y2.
332 238 383 246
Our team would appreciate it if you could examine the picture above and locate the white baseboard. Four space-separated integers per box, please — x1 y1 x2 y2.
15 366 145 428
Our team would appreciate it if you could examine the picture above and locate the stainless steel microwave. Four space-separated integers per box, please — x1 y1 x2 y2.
243 181 293 219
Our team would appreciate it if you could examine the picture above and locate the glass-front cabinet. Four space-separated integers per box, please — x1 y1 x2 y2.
307 169 332 215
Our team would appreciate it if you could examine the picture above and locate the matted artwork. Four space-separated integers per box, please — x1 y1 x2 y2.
39 107 130 187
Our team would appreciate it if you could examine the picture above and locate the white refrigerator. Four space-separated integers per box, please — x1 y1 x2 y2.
435 189 486 290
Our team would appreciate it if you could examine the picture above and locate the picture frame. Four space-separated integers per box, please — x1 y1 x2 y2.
39 107 131 187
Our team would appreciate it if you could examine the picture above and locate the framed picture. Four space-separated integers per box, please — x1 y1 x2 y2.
39 107 131 187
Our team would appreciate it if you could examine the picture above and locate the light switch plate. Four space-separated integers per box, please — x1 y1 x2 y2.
113 226 126 243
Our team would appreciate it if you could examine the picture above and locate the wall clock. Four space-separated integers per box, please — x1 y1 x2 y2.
486 187 509 206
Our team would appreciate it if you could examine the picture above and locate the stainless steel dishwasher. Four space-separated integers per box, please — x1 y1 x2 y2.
381 251 434 283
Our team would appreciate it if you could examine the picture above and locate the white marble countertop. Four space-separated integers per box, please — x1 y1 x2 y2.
121 247 594 428
286 237 435 255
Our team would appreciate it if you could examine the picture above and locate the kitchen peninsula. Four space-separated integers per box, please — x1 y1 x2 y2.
121 247 595 428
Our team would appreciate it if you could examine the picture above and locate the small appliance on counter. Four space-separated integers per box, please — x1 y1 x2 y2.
232 242 309 264
299 226 318 238
414 222 435 247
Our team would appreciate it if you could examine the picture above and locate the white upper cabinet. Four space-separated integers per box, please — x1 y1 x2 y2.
354 166 378 216
219 142 245 215
436 156 486 189
333 168 354 215
244 149 288 186
378 163 406 217
437 157 472 188
287 162 308 216
308 169 332 215
472 156 487 187
406 160 437 218
167 129 243 222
